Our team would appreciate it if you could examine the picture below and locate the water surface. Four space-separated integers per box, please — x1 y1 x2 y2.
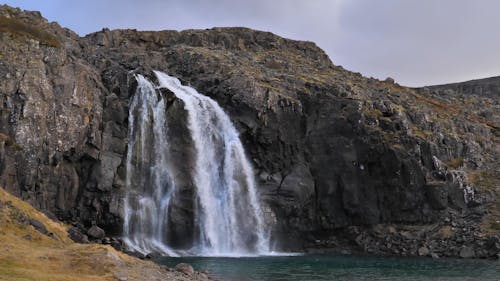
156 254 500 281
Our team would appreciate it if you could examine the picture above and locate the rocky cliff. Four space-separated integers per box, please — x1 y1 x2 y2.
0 6 498 258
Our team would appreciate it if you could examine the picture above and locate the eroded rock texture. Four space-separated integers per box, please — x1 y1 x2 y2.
0 5 498 257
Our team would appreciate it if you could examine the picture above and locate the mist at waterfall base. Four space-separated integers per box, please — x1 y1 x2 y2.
122 71 270 257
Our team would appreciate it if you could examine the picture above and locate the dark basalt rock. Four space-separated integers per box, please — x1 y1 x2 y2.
425 183 449 210
68 226 89 243
87 225 106 240
0 5 498 258
28 218 50 236
459 246 476 259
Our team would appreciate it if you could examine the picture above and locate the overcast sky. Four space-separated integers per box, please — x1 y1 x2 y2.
3 0 500 87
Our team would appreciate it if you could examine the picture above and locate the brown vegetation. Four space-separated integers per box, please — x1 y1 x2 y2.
0 188 197 281
0 16 60 47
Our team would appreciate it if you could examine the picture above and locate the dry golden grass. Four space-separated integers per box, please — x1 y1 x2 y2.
0 16 60 47
0 188 114 281
469 170 500 235
446 157 465 169
435 226 453 239
410 92 497 130
0 188 189 281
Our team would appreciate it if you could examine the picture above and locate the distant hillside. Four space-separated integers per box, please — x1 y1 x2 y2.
425 76 500 97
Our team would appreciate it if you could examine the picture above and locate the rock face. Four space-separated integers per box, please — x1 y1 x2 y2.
0 5 498 258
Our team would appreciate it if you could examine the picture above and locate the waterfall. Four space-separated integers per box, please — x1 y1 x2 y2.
122 74 178 256
123 71 269 257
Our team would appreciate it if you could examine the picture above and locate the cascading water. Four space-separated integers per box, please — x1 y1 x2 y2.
122 74 178 256
123 71 270 257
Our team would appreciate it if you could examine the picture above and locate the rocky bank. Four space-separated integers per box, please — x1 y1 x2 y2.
0 5 498 260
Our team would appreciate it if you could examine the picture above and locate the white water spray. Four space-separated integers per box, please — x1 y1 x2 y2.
123 71 270 256
122 74 178 256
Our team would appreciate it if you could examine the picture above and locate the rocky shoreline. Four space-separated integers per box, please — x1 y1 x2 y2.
0 4 498 263
304 224 500 259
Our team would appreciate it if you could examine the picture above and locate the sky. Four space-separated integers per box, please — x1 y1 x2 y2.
2 0 500 87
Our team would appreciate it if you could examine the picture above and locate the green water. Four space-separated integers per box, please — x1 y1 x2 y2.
155 254 500 281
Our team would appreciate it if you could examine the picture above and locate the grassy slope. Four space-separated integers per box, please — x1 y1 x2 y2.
0 15 60 47
0 188 198 281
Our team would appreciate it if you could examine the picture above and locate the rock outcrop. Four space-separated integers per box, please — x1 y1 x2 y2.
0 5 498 258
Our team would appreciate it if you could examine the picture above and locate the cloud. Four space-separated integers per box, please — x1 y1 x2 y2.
3 0 500 86
331 0 500 86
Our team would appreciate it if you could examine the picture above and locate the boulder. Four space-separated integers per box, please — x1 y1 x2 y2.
28 218 49 236
68 227 90 243
87 225 106 240
459 246 475 258
418 246 430 256
175 263 194 276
